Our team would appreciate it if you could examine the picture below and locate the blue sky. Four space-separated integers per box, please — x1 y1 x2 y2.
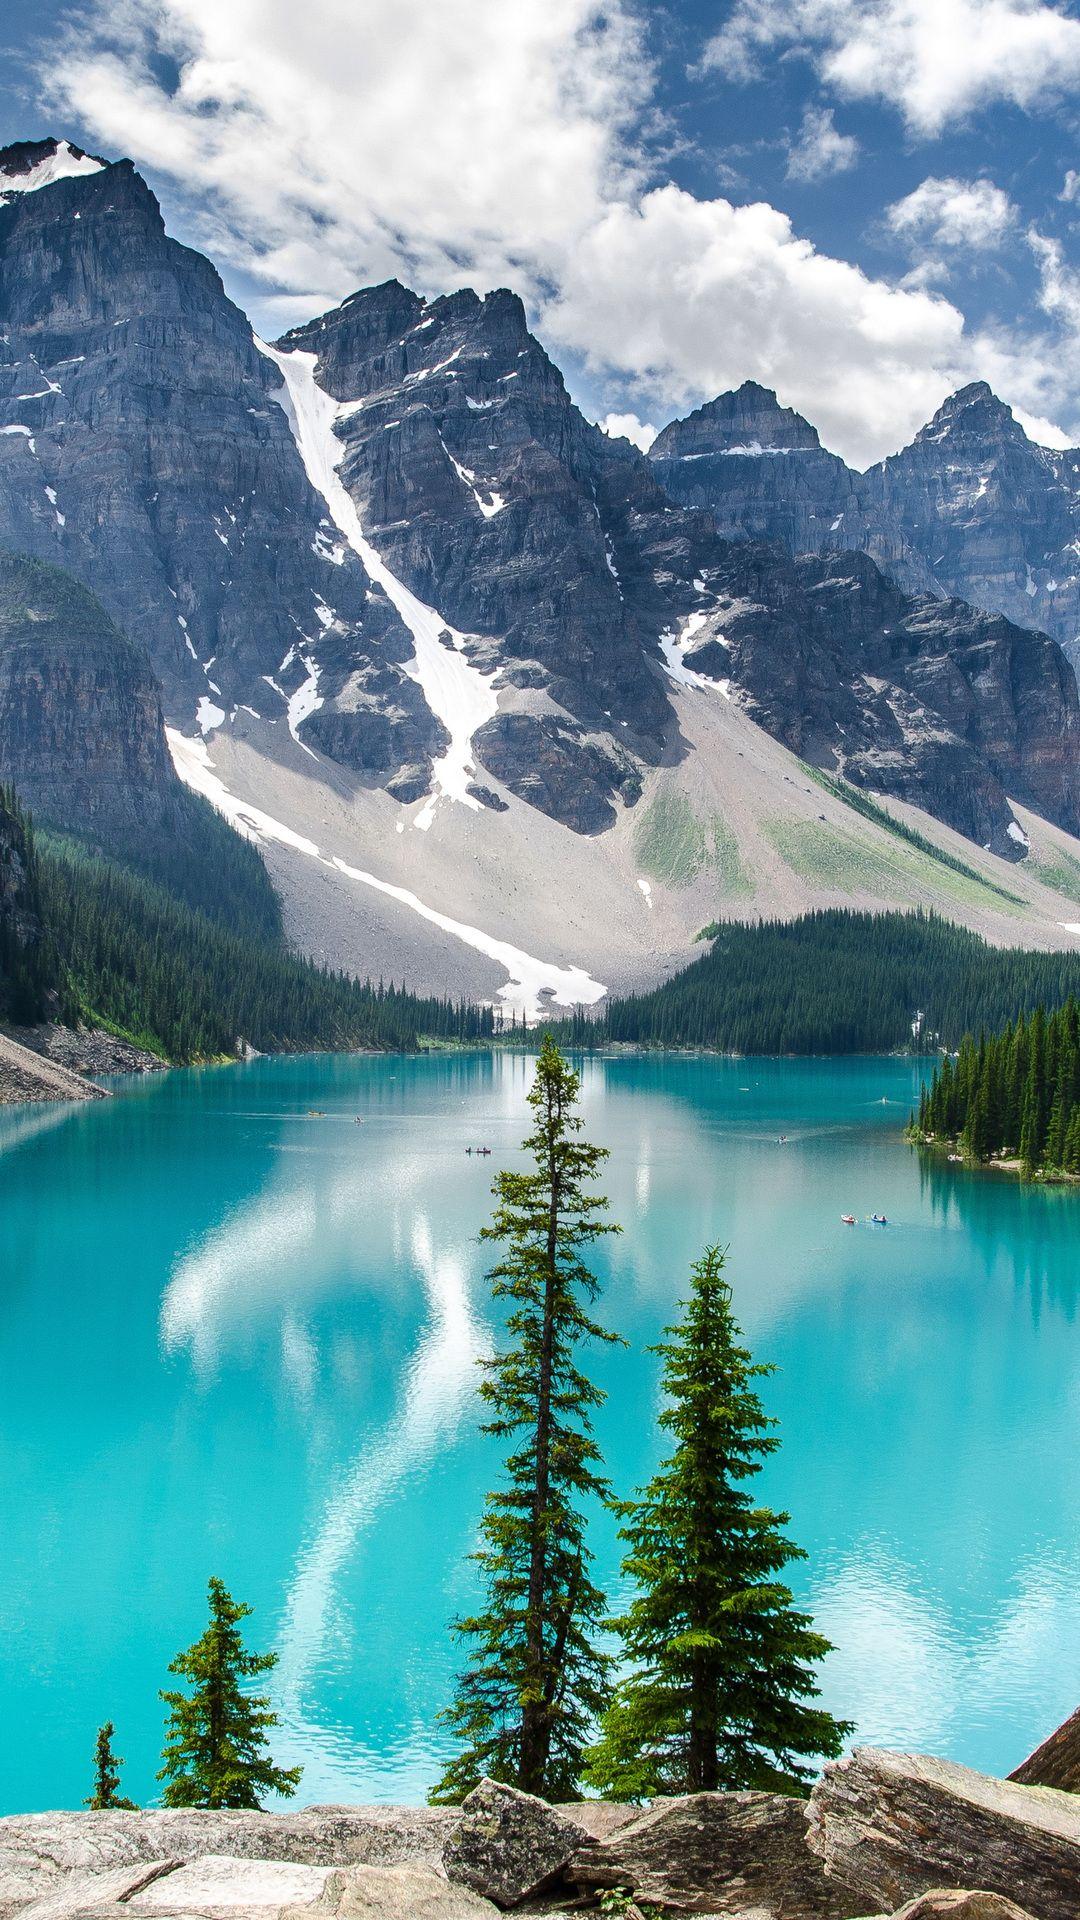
2 0 1079 465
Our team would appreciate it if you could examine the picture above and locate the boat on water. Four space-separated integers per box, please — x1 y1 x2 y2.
841 1213 856 1225
870 1212 888 1225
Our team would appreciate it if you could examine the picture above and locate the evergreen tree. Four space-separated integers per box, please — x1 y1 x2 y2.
158 1578 301 1809
586 1247 851 1802
431 1039 621 1804
85 1721 137 1810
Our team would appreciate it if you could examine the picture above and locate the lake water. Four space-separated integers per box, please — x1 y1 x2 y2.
1 1050 1078 1815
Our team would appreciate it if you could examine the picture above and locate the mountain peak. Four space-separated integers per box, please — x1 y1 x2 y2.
0 138 107 201
650 382 822 460
915 381 1025 448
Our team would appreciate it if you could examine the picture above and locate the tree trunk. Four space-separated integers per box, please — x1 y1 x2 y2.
519 1082 561 1796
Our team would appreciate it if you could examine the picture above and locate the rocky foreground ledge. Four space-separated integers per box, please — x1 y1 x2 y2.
2 1749 1078 1920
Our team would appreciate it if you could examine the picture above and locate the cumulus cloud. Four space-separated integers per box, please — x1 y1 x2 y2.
886 176 1017 250
34 0 1080 463
599 412 658 451
785 104 860 182
1061 169 1080 203
702 0 1080 137
39 0 652 311
543 185 970 467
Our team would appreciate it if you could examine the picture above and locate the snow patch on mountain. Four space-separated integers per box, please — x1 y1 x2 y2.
0 141 105 198
256 340 499 829
167 730 606 1021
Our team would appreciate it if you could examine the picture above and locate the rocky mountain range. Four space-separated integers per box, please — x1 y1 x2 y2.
652 380 1080 675
2 137 1080 1005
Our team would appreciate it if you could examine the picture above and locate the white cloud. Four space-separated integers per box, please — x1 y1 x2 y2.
40 0 652 311
35 0 1080 465
703 0 1080 138
1060 168 1080 202
599 412 658 451
543 185 970 467
887 176 1017 250
785 104 859 182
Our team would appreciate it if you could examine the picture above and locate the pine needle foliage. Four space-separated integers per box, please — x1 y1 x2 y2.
85 1721 137 1810
431 1039 622 1803
912 999 1080 1177
586 1247 850 1801
158 1577 301 1809
555 910 1080 1055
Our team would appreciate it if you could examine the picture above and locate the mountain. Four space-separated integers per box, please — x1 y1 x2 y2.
649 381 934 592
2 138 1080 1014
867 383 1080 668
0 548 283 936
651 381 1080 674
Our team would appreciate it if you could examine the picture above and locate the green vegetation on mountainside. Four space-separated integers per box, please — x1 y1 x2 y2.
0 796 492 1060
635 792 751 896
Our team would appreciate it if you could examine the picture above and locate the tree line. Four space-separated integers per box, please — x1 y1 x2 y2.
87 1042 849 1813
0 787 494 1057
911 1000 1080 1178
556 910 1080 1055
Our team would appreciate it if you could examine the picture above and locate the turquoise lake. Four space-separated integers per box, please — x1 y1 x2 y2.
1 1049 1078 1814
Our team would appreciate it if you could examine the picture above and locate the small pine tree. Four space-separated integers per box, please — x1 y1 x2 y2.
431 1038 622 1804
158 1578 301 1809
85 1721 137 1810
586 1247 851 1801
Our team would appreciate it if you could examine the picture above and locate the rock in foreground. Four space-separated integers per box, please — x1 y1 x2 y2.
568 1789 861 1918
807 1749 1080 1919
442 1781 588 1909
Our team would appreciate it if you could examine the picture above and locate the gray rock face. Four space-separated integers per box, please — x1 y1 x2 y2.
0 1807 459 1918
0 550 176 844
806 1749 1080 1920
11 1857 499 1920
0 140 429 792
442 1781 588 1909
651 381 1080 677
568 1790 862 1918
277 281 671 828
866 386 1080 675
650 384 934 595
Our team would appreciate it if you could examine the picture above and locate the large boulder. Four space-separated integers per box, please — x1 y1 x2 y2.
442 1781 588 1909
14 1856 499 1920
0 1809 458 1919
807 1750 1080 1919
1010 1709 1080 1795
567 1790 862 1918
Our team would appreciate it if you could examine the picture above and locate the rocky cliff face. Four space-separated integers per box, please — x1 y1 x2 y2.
277 280 676 827
649 383 935 593
0 548 283 935
651 381 1080 674
646 544 1080 853
865 384 1080 672
0 549 178 842
1 138 1078 863
0 139 431 796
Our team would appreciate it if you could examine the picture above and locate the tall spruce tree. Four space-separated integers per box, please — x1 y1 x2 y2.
158 1578 301 1809
586 1247 850 1801
431 1039 621 1804
85 1721 137 1810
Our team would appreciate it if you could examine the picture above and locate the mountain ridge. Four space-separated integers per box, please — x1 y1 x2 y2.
2 137 1080 1013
